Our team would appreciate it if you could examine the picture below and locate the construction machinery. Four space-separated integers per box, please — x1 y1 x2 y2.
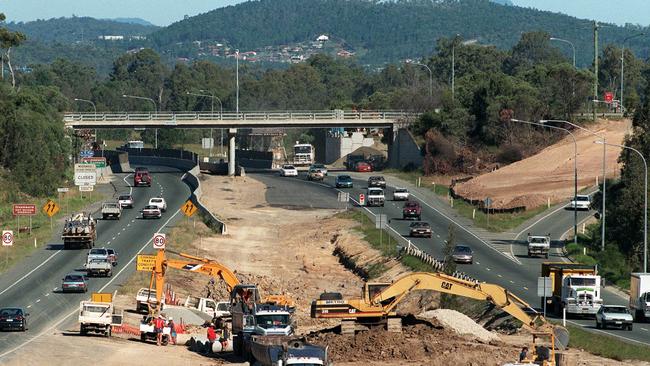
311 272 569 366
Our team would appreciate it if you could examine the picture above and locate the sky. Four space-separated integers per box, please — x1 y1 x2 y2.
0 0 648 27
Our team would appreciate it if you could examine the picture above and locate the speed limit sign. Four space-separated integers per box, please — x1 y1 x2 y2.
2 230 14 246
152 233 166 250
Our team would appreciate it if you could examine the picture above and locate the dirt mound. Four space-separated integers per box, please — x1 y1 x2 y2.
307 323 517 365
418 309 499 343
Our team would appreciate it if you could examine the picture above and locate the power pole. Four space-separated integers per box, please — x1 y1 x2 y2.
593 21 599 122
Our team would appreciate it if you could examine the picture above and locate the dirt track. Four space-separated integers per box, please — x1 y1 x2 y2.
454 119 632 210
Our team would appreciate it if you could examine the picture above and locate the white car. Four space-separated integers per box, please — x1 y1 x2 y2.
280 164 298 177
148 197 167 212
596 305 633 331
309 164 328 176
393 188 410 201
569 195 591 210
117 194 134 208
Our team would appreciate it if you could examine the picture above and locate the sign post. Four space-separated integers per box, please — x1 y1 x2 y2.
484 197 492 229
537 276 552 317
375 214 387 247
13 204 37 234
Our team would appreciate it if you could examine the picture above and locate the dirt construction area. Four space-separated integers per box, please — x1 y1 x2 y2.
7 172 649 365
455 119 632 210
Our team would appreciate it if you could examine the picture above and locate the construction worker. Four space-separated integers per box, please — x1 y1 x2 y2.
206 323 217 355
154 315 165 346
167 317 177 345
519 346 528 362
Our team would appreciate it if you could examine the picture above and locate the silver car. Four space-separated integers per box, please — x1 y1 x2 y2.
596 305 633 331
452 245 473 264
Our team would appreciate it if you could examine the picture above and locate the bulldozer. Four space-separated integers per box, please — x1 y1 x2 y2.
311 272 569 366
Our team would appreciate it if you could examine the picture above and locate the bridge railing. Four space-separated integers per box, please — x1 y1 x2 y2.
63 110 418 122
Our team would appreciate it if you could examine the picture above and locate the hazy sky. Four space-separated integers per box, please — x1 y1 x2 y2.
0 0 648 27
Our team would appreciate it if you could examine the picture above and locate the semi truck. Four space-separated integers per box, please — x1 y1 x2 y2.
629 273 650 321
541 262 602 316
62 212 96 249
293 143 314 166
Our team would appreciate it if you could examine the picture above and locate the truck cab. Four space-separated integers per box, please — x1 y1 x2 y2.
562 275 602 315
366 188 385 207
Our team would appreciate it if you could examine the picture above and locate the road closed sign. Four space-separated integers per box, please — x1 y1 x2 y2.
2 230 13 246
152 233 166 250
359 194 365 206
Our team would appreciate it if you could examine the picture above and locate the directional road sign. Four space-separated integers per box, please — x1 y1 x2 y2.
136 254 156 272
79 185 94 192
153 233 166 250
42 200 60 217
181 200 198 217
2 230 13 246
57 187 70 193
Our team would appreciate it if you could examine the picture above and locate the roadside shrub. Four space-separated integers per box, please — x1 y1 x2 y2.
496 144 524 164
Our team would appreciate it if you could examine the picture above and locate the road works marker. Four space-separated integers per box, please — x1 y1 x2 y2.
136 254 156 272
359 193 365 206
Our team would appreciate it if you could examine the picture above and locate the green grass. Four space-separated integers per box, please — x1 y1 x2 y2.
567 324 650 362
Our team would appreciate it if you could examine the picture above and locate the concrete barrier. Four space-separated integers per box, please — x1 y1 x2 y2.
182 166 227 235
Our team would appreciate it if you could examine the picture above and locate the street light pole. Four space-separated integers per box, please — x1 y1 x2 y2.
549 37 576 68
235 49 240 114
512 119 579 246
74 98 102 157
621 33 644 113
411 62 432 98
596 141 647 272
542 120 607 250
122 94 158 149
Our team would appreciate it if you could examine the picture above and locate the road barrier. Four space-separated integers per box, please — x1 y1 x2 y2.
401 241 477 283
182 165 227 235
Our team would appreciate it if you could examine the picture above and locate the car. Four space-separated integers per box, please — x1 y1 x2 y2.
0 308 29 331
308 169 325 181
402 201 422 220
141 205 162 219
368 176 386 188
62 273 89 293
393 188 410 201
280 164 298 177
569 194 591 210
106 248 118 266
335 175 354 188
88 248 108 259
118 194 134 208
409 221 432 238
309 164 328 176
452 245 474 264
355 161 373 173
596 305 633 331
148 197 167 212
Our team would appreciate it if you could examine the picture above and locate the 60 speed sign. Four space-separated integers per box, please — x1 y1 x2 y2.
152 233 166 250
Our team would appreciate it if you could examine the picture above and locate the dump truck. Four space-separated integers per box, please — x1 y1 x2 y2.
61 212 96 249
541 262 602 316
250 337 329 366
527 234 551 258
630 273 650 321
78 293 123 337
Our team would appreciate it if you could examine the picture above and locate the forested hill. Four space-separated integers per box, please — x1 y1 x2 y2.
150 0 650 66
6 16 158 43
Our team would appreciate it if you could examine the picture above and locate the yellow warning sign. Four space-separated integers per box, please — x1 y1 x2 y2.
42 200 60 217
136 254 156 272
181 200 198 217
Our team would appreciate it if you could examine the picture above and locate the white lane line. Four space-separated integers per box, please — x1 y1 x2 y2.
122 174 133 195
0 250 62 296
509 280 514 284
641 328 648 332
26 305 31 309
44 293 49 297
486 268 491 271
131 219 135 223
35 299 40 303
523 286 529 290
106 241 111 245
127 223 131 227
476 261 480 265
0 208 183 359
566 320 650 346
436 234 441 238
497 274 503 278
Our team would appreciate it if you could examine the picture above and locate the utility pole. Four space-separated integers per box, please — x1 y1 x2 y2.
593 21 599 122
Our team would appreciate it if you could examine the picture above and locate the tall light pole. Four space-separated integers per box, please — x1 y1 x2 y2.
593 21 599 122
596 141 647 272
235 49 240 114
74 98 101 157
123 94 158 149
186 90 223 157
542 119 606 250
512 119 579 246
410 62 432 97
550 37 576 68
621 33 644 113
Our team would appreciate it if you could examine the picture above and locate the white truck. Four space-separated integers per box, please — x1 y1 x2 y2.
184 295 230 319
366 188 385 207
101 202 122 220
78 300 123 337
392 188 409 201
139 316 172 345
86 257 113 277
136 287 165 313
630 273 650 321
527 234 551 259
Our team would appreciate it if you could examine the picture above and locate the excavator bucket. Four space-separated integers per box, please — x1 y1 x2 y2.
553 326 569 350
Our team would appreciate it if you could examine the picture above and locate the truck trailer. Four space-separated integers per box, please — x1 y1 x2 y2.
630 273 650 321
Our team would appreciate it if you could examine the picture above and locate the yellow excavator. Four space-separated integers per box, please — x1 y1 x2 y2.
311 272 569 366
145 249 294 316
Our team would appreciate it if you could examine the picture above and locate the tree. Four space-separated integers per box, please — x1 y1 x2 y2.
0 13 26 88
504 31 566 74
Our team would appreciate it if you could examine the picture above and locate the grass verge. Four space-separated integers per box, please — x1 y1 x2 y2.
567 324 650 361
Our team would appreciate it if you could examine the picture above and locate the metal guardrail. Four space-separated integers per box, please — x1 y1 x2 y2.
63 110 418 123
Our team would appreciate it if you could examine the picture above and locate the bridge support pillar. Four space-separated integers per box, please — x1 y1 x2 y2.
228 128 237 176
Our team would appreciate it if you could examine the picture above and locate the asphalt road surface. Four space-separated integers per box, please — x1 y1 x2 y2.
0 166 190 362
254 171 650 346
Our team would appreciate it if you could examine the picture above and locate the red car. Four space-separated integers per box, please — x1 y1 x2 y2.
355 161 373 172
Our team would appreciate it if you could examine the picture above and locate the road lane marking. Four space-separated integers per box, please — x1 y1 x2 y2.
26 305 31 309
0 250 62 296
486 268 491 271
497 274 502 278
523 286 529 290
112 236 116 240
509 280 514 284
0 208 183 359
44 293 49 297
642 328 648 332
35 299 40 303
122 173 133 195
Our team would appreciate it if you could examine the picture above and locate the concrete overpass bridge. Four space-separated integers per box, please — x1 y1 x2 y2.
63 110 421 175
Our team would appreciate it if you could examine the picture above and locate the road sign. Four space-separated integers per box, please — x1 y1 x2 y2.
202 138 214 149
181 200 198 217
375 214 388 229
153 233 166 250
136 254 156 272
79 185 94 192
74 163 96 173
604 91 614 103
57 187 70 193
81 157 107 168
537 277 552 297
12 204 37 216
337 192 349 203
79 150 94 158
75 163 97 186
42 200 60 217
359 194 365 206
2 231 13 246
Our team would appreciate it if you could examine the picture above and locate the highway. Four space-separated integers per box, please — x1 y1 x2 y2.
0 166 189 362
252 171 650 346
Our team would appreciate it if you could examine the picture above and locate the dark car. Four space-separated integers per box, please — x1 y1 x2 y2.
335 175 354 188
452 245 474 264
367 176 386 188
62 273 88 293
409 221 432 238
0 308 28 331
402 201 422 220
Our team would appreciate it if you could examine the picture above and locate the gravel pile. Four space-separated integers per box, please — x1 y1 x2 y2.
418 309 499 343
